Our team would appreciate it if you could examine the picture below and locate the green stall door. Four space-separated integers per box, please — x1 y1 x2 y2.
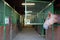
25 0 54 40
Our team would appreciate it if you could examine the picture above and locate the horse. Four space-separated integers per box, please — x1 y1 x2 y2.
43 12 58 29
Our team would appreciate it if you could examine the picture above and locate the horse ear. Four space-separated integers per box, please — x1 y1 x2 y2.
48 12 52 18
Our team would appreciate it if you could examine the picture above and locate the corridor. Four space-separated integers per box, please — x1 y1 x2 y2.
13 26 46 40
0 0 60 40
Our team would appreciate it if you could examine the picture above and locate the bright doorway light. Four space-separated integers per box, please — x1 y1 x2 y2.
22 3 35 5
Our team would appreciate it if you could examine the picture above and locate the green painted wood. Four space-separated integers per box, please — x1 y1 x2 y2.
4 1 6 40
0 0 20 25
0 1 20 40
0 1 4 26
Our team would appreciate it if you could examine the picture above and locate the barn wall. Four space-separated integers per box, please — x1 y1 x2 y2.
0 0 20 40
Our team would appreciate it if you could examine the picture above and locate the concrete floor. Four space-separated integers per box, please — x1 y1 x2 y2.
13 27 46 40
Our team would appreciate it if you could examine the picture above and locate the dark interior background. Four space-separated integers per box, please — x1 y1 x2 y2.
5 0 60 15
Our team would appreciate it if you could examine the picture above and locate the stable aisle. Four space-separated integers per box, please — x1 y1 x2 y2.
13 27 46 40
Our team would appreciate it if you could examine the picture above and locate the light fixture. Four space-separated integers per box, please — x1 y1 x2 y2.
25 11 32 13
22 3 35 5
48 3 52 6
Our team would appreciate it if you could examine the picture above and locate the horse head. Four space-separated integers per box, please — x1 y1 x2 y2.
43 12 58 29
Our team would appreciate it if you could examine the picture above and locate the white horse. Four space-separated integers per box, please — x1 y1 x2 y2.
43 12 58 29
